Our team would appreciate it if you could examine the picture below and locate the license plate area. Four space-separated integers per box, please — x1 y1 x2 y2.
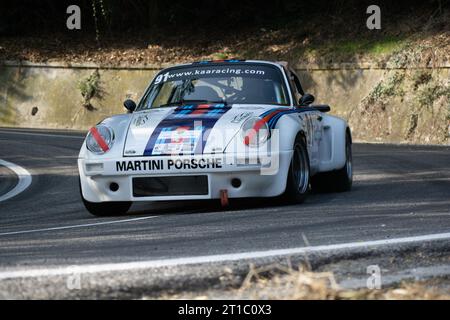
132 175 208 197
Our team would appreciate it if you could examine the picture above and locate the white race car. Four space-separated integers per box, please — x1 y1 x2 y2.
78 60 352 216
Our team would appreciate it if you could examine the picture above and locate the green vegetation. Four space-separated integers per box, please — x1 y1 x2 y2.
332 37 405 56
91 0 108 41
416 80 450 106
77 70 103 110
211 52 230 60
288 36 409 66
412 70 433 89
367 71 405 104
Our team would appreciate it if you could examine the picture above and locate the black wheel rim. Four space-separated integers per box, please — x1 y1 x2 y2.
292 144 309 194
346 141 353 181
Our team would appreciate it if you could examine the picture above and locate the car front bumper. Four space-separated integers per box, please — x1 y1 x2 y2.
78 151 292 202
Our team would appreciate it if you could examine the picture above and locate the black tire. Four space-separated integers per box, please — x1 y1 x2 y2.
79 179 132 216
311 133 353 193
283 135 310 203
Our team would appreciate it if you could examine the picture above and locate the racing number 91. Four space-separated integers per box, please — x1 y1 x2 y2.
222 304 272 316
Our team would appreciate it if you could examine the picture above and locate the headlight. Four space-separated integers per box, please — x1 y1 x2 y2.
86 125 115 154
241 117 270 147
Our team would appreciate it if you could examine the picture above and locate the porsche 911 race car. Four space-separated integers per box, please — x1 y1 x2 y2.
78 60 352 216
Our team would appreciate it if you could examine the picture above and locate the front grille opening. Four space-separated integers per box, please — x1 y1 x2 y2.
133 175 208 197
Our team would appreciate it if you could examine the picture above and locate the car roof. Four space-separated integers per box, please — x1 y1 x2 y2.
163 59 286 70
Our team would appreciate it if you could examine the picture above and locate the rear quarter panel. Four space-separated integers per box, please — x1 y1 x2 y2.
318 114 349 172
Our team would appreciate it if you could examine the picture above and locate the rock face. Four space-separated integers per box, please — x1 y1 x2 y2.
0 61 448 145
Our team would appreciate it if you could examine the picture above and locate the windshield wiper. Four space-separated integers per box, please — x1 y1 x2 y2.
159 101 185 108
182 99 227 105
159 99 227 108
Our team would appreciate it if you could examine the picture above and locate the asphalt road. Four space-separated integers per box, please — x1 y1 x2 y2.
0 127 450 269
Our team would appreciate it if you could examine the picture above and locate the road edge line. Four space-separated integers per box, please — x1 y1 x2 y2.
0 159 32 202
1 231 450 280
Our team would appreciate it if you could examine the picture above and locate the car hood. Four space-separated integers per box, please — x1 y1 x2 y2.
123 103 278 156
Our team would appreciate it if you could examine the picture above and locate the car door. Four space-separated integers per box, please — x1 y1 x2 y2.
288 69 322 172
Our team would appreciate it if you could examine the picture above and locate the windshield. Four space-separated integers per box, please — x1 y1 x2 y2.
137 63 290 110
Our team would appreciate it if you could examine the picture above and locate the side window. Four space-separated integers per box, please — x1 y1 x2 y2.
282 67 298 106
287 70 302 105
291 70 304 96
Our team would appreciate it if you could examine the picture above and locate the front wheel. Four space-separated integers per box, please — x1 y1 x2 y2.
79 179 132 216
311 132 353 193
283 135 310 203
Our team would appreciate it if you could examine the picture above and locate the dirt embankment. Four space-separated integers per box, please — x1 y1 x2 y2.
1 4 449 67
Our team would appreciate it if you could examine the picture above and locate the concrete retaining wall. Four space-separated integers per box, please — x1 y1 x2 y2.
0 61 448 144
0 63 159 130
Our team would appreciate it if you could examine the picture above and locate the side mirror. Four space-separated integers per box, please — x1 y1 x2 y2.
311 104 331 113
299 93 315 106
123 99 136 113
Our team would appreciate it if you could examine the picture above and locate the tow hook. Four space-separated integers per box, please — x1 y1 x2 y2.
220 189 229 207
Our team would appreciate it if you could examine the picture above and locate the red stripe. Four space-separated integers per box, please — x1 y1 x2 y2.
90 127 110 152
243 110 284 145
191 109 208 114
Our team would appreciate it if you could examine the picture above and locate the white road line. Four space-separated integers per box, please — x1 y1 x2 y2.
0 130 84 139
1 231 450 280
0 159 32 202
0 215 159 236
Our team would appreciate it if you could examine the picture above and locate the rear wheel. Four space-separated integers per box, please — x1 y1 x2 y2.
79 179 132 216
283 135 310 203
311 133 352 193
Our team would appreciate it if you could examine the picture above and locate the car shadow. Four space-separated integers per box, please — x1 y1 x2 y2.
125 189 343 217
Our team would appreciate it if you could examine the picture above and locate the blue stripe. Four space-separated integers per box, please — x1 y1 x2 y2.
258 107 317 129
143 105 231 156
